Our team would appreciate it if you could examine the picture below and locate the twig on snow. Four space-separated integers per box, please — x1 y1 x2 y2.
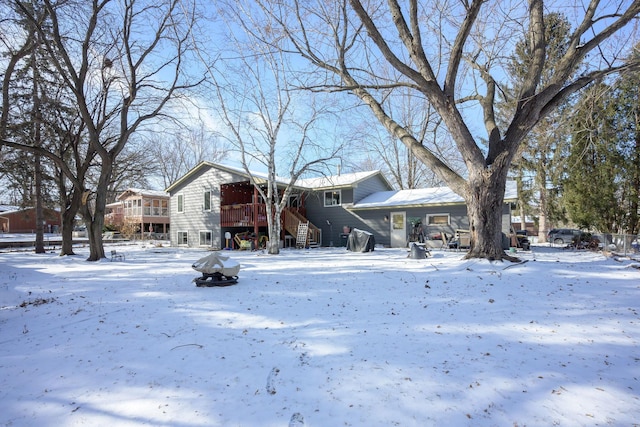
170 343 203 350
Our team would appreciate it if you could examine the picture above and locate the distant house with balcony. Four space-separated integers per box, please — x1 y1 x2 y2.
105 188 170 238
165 161 518 249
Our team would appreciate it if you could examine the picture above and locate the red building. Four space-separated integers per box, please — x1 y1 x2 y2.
0 207 62 233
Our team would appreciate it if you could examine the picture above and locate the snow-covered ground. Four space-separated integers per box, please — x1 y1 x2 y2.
1 241 639 426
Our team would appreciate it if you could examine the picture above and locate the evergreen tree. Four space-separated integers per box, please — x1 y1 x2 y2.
611 47 640 235
564 82 626 233
503 12 574 240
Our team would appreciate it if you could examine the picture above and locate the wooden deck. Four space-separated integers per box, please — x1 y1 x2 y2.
220 204 320 246
220 203 269 227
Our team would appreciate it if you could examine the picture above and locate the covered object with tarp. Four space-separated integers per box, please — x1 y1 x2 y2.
192 252 240 286
346 228 375 252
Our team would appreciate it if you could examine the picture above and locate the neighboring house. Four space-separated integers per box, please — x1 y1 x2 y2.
165 161 518 249
0 206 62 233
104 188 170 238
511 215 538 238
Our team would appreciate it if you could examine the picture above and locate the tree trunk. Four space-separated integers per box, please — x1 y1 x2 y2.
87 186 109 260
86 217 105 261
82 163 111 261
266 202 281 255
32 42 45 254
58 187 82 256
34 153 45 253
59 210 76 256
537 173 548 243
465 174 512 260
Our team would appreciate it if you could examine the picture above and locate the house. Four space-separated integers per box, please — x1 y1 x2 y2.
346 184 517 248
0 206 62 233
165 162 314 249
165 161 517 249
104 188 170 238
511 215 538 239
295 170 395 246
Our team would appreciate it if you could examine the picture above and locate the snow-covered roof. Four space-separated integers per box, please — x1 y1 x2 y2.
117 188 168 200
295 170 384 189
0 205 21 213
352 181 518 209
512 215 536 223
165 161 293 193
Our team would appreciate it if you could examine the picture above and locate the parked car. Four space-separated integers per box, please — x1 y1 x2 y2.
547 228 585 245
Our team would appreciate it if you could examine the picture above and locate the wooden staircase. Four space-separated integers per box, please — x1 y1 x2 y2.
284 209 320 248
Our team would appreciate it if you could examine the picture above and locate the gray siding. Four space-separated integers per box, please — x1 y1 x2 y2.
169 163 513 249
168 166 246 248
349 205 471 247
353 174 393 202
305 174 393 246
304 188 364 247
319 203 512 248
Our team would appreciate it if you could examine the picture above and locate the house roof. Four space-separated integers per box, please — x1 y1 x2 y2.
295 170 391 190
351 181 518 209
164 161 517 210
165 161 393 193
165 161 293 193
0 205 21 213
0 206 60 216
117 188 168 200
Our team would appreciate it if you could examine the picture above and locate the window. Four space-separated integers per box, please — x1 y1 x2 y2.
427 214 450 226
125 199 142 216
161 200 168 216
199 230 212 246
177 231 188 245
177 194 184 213
324 190 341 207
143 199 151 216
204 190 212 211
392 213 404 230
152 199 160 216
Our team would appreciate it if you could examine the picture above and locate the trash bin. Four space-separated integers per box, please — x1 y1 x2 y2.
409 243 428 259
339 233 349 247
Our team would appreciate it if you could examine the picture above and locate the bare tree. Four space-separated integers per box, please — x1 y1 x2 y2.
15 0 203 260
347 89 459 189
1 1 62 253
146 122 229 189
206 3 342 254
252 0 640 260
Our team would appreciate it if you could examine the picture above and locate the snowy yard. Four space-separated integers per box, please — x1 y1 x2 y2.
1 243 639 426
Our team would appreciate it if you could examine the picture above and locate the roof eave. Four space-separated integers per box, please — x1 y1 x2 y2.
349 198 516 210
349 201 467 210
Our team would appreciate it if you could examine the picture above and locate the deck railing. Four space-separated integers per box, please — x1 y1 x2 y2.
220 203 268 227
221 204 320 244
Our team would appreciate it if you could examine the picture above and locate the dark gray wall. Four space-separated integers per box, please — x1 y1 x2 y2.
353 175 392 202
308 197 511 248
